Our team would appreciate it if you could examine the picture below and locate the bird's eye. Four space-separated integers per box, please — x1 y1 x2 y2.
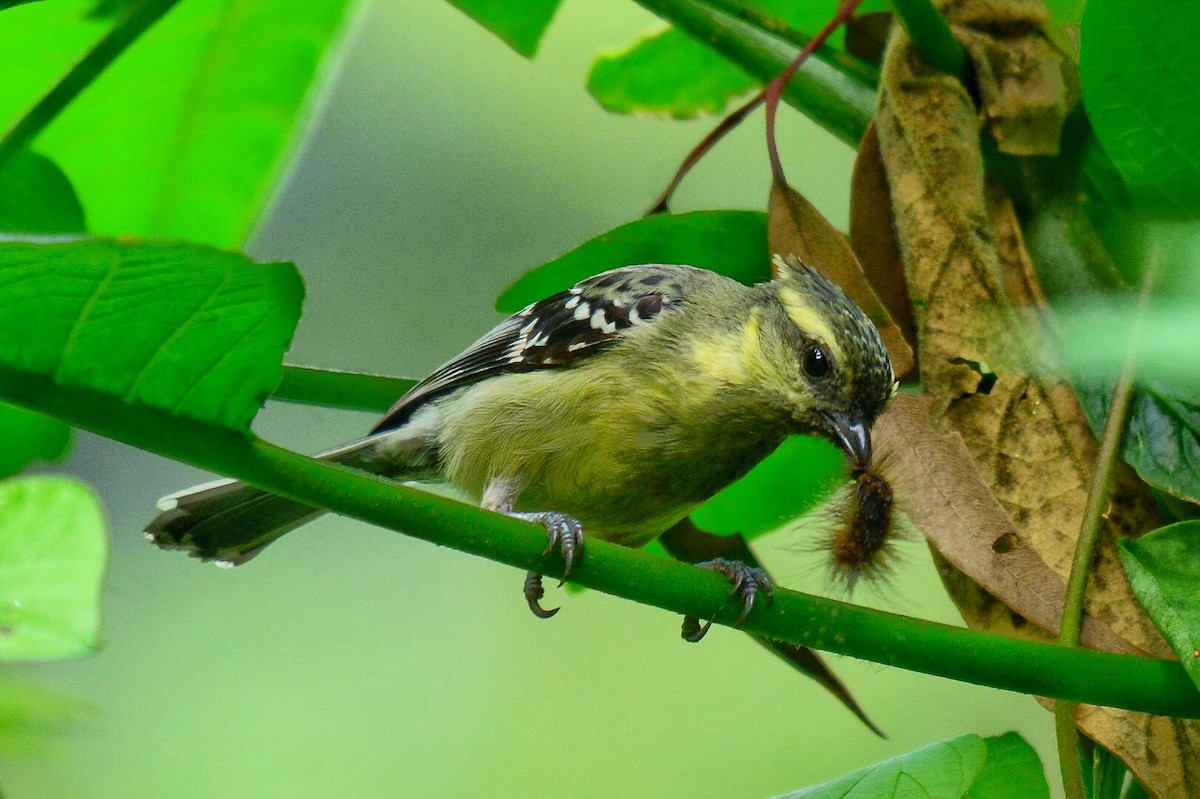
803 344 831 379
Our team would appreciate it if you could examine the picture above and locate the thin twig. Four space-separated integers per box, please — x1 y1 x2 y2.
1054 243 1160 799
763 0 865 185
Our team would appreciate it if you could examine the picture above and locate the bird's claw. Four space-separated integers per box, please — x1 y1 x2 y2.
509 510 584 618
683 558 774 642
535 511 585 584
524 571 559 618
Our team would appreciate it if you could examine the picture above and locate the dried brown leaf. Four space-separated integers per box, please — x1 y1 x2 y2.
874 393 1134 654
767 179 915 378
845 11 892 67
874 4 1197 794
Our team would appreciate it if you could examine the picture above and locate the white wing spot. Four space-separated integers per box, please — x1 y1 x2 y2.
590 309 616 334
573 302 591 321
564 295 580 310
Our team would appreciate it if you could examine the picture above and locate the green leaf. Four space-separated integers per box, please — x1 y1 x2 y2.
0 476 106 660
0 404 70 479
588 26 757 119
2 0 354 247
773 733 1045 799
0 0 42 9
0 149 86 234
1077 373 1200 505
692 435 843 539
0 238 304 430
1118 522 1200 690
442 0 560 58
496 210 769 312
1080 1 1200 211
970 732 1050 799
773 734 987 798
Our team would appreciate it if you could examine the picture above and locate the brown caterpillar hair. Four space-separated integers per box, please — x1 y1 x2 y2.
822 461 899 592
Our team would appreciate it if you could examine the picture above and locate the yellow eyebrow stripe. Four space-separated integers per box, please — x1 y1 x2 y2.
777 286 842 361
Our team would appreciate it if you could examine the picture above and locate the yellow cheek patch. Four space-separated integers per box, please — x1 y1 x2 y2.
690 310 771 386
778 286 843 361
691 334 748 384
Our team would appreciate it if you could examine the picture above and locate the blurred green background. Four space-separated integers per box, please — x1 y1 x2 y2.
3 0 1057 796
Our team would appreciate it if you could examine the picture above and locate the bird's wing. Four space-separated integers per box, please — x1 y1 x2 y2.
371 264 696 433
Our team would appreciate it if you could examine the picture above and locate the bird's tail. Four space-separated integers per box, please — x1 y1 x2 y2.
146 430 432 565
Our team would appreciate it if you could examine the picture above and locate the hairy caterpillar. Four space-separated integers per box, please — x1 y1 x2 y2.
822 462 899 592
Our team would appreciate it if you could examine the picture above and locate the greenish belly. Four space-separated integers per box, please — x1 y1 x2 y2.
435 371 787 547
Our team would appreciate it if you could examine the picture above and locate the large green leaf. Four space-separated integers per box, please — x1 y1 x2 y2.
496 210 769 312
0 238 303 430
0 149 86 234
773 733 1045 799
588 26 757 119
692 435 842 539
1 0 354 247
442 0 560 58
0 477 106 660
1119 522 1200 690
1080 0 1200 211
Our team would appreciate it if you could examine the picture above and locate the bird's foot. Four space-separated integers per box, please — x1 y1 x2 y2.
683 558 774 643
508 510 584 618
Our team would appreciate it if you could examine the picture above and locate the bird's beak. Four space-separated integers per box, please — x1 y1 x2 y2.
824 412 871 467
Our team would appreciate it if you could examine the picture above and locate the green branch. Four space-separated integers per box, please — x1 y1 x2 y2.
0 0 182 168
275 365 414 412
633 0 875 147
2 362 1198 719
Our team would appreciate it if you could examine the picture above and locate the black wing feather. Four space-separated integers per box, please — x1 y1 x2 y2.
371 264 690 433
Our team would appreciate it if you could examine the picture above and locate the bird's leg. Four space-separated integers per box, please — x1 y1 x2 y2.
481 477 585 619
684 558 774 642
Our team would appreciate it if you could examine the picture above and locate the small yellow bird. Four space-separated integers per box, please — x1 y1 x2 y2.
148 254 894 619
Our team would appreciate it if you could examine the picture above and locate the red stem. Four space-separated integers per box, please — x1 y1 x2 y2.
765 0 866 185
649 0 868 213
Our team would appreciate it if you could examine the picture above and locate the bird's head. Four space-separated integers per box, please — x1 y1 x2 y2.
756 255 895 466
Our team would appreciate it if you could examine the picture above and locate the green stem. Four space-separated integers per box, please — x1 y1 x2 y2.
1 362 1198 719
0 0 182 169
634 0 875 148
705 0 879 86
890 0 967 79
1054 244 1159 799
275 365 414 412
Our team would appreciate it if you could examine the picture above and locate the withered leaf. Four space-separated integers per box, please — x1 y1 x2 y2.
767 178 915 378
874 4 1196 794
873 393 1134 654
